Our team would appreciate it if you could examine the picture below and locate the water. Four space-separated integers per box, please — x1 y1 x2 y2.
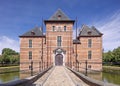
88 72 120 85
0 71 120 85
0 72 31 83
0 72 19 83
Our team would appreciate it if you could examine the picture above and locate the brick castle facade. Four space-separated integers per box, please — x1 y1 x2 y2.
20 9 103 72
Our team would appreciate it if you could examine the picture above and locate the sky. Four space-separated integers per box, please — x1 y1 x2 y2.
0 0 120 54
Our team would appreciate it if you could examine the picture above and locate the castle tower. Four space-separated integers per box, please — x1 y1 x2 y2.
44 9 75 66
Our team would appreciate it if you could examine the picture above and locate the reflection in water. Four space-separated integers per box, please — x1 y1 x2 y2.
87 72 120 85
87 72 102 81
0 72 19 83
102 72 120 85
0 71 120 85
19 73 31 79
0 72 31 83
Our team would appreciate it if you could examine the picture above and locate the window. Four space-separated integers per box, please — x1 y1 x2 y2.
57 36 62 46
88 65 91 69
88 51 92 59
29 39 32 48
88 39 92 48
58 15 61 20
64 26 66 31
53 26 55 31
29 51 32 59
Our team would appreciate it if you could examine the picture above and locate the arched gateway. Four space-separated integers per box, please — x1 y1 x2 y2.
53 48 66 66
55 54 63 66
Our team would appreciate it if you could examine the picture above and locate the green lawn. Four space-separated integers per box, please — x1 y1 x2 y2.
103 66 120 74
103 66 120 70
0 66 19 74
0 65 19 69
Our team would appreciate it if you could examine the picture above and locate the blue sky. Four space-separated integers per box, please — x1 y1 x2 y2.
0 0 120 54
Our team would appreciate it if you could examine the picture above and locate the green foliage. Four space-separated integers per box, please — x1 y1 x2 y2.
0 48 19 65
103 47 120 65
2 48 18 55
113 47 120 62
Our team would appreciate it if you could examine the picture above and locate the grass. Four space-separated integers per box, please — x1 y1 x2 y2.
103 66 120 70
0 66 19 74
0 65 19 69
103 66 120 74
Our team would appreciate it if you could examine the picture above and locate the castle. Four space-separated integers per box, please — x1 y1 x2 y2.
19 9 103 72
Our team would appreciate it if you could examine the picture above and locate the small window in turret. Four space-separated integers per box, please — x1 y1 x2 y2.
58 15 61 20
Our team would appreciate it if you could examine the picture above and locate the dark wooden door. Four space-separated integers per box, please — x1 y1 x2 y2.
55 54 63 66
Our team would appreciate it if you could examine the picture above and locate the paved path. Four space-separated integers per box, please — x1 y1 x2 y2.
33 66 89 86
65 67 89 86
43 66 75 86
33 67 54 86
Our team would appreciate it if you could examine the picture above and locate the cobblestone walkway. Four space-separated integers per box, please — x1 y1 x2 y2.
33 66 89 86
65 67 89 86
43 66 75 86
33 67 54 86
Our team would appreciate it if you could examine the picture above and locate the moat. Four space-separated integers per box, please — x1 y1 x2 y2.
0 71 120 85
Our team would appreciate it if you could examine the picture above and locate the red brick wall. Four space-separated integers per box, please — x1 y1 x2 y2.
20 23 102 71
45 22 74 65
20 37 46 71
73 36 102 71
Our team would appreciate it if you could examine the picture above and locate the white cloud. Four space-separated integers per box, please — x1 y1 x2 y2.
93 10 120 52
73 10 120 52
0 36 19 54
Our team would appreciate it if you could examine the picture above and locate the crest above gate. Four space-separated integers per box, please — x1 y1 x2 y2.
53 48 66 54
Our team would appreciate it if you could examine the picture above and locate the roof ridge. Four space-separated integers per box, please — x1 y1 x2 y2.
79 25 102 37
49 9 70 20
20 26 44 37
79 24 88 34
91 26 102 34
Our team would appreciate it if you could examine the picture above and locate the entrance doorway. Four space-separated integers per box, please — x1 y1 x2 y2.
55 54 63 66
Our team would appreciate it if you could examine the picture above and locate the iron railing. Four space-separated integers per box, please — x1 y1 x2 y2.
0 61 53 77
65 60 102 76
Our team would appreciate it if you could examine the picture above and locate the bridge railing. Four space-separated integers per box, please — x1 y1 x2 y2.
0 61 53 85
0 61 53 77
20 61 53 76
65 60 102 76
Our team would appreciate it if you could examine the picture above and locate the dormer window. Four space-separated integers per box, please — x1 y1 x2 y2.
88 31 92 35
31 31 35 35
58 15 61 20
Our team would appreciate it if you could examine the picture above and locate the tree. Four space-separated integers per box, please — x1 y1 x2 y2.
113 47 120 62
103 51 114 62
2 48 18 55
0 48 19 64
103 46 120 66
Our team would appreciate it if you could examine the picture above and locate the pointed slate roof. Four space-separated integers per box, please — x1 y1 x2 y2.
44 9 75 23
49 9 70 20
19 27 44 37
79 25 103 37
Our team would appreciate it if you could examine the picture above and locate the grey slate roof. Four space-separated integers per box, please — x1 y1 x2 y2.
79 25 103 37
20 27 44 37
49 9 70 20
73 39 80 44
